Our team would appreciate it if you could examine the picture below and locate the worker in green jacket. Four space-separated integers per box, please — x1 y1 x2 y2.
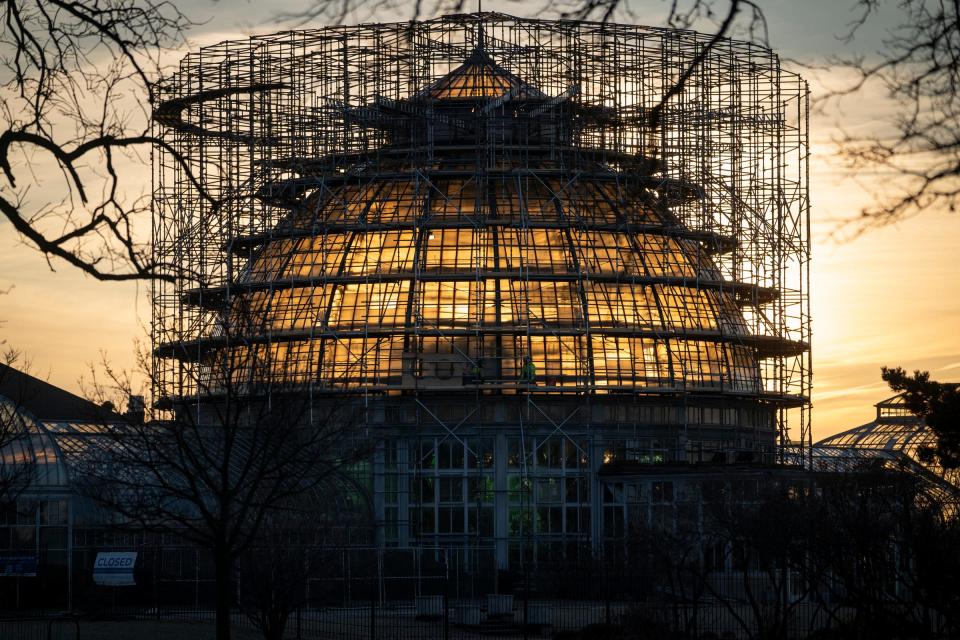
469 361 482 384
520 356 537 384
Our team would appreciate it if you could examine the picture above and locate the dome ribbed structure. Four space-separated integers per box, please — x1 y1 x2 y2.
175 45 790 398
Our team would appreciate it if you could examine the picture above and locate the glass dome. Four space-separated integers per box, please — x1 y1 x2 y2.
813 394 960 487
153 14 811 560
202 50 775 398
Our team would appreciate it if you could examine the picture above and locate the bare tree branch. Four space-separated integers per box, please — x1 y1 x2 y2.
0 0 196 281
820 0 960 229
648 0 741 130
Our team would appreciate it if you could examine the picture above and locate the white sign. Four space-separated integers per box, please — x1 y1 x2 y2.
93 552 138 586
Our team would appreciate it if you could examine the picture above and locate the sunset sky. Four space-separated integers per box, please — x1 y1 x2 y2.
1 0 957 442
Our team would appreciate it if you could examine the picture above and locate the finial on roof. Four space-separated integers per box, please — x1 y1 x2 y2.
464 17 490 63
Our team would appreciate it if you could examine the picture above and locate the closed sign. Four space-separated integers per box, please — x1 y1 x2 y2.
93 552 138 586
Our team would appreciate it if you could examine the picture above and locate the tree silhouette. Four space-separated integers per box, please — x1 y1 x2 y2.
80 344 371 640
882 367 960 470
0 0 194 281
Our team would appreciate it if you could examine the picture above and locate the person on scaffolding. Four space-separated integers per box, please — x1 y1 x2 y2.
520 356 537 385
463 360 483 385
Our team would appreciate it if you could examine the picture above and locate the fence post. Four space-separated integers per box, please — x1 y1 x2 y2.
604 567 611 627
297 555 304 640
443 550 450 640
369 577 376 640
194 548 200 611
154 540 161 621
522 557 529 640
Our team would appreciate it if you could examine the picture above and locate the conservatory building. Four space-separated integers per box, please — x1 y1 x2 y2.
152 13 811 570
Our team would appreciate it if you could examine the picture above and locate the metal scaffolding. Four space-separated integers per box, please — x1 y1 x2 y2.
152 12 810 559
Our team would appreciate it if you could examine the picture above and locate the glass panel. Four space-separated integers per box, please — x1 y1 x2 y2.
278 234 350 279
343 231 416 275
418 281 480 328
585 283 659 329
636 235 698 278
514 177 561 223
498 229 571 272
427 179 481 220
239 287 331 331
246 239 293 281
421 229 491 272
656 286 719 330
591 336 670 387
328 282 410 330
299 182 384 225
560 181 622 225
321 337 405 387
365 181 422 224
668 340 727 387
728 345 760 391
514 281 582 327
572 230 643 275
224 336 407 387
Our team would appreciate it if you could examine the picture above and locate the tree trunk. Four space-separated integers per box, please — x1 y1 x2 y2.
215 546 234 640
265 615 288 640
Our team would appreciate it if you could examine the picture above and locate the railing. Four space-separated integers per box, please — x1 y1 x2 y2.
0 599 873 640
0 616 80 640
